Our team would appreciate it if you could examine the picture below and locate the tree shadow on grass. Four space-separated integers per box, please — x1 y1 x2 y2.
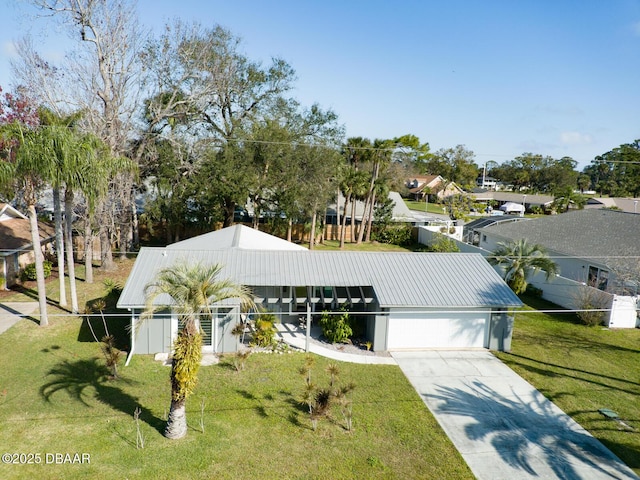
40 358 164 434
429 381 637 479
500 352 640 398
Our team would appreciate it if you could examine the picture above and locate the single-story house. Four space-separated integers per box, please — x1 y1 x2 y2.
0 203 55 288
406 175 465 201
468 191 554 213
476 209 640 296
326 191 416 224
117 225 523 362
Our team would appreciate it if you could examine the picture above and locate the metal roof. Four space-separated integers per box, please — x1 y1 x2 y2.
167 224 307 251
117 248 522 310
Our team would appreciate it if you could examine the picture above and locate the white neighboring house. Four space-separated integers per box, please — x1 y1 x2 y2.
476 209 640 328
117 225 523 364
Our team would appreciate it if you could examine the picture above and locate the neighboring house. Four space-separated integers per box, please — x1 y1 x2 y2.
468 191 554 213
0 203 55 288
406 175 465 201
476 176 498 190
117 224 522 363
584 197 640 214
475 209 640 327
326 191 415 224
476 209 640 294
463 216 529 245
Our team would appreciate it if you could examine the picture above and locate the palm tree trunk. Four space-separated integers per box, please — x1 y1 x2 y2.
84 218 94 284
52 187 67 307
64 189 79 313
364 189 377 243
340 194 351 248
356 193 371 244
27 204 48 327
164 397 188 439
349 199 356 243
335 187 341 242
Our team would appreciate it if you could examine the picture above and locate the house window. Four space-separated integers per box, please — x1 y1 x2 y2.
588 266 609 291
482 234 487 243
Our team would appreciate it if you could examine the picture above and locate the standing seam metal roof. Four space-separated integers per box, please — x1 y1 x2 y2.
117 248 522 310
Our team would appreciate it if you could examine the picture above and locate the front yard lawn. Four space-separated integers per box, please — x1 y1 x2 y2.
0 301 472 479
495 295 640 475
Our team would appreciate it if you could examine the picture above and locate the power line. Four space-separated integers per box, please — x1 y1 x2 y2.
11 307 618 320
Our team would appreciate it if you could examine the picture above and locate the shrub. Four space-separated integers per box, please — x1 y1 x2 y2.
251 312 277 347
525 284 543 297
21 261 52 281
574 286 608 326
430 234 460 252
372 224 413 246
319 309 352 344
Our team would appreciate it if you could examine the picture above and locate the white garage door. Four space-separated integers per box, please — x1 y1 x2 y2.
387 310 489 349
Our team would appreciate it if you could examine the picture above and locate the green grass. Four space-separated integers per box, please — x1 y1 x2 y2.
495 295 640 474
403 199 448 214
0 261 473 480
5 260 640 477
313 239 413 252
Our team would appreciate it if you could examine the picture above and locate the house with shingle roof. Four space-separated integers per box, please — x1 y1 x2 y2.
117 225 522 363
468 191 555 213
475 209 640 328
476 209 640 295
0 203 55 288
406 175 464 201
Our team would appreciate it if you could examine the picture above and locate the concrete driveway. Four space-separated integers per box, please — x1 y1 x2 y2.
0 302 39 334
392 350 638 480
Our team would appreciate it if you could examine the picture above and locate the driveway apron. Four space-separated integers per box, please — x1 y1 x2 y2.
392 350 638 480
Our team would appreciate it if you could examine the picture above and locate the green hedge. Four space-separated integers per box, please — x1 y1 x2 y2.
21 261 52 281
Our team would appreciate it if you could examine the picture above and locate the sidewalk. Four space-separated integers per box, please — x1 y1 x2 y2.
275 322 396 365
0 302 39 334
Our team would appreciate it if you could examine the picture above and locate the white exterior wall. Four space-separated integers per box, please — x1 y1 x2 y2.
478 231 615 287
420 228 639 329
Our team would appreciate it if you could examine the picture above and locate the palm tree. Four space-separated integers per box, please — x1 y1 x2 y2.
0 121 60 326
38 107 93 313
552 186 586 213
141 262 254 439
489 239 558 295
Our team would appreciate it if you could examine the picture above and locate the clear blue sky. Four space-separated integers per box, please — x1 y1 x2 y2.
2 0 640 170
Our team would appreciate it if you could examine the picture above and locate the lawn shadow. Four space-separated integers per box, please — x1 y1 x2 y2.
501 352 640 397
428 381 637 479
77 291 130 351
40 357 164 434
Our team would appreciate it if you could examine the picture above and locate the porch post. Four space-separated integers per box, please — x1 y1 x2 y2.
305 301 311 352
125 310 136 366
